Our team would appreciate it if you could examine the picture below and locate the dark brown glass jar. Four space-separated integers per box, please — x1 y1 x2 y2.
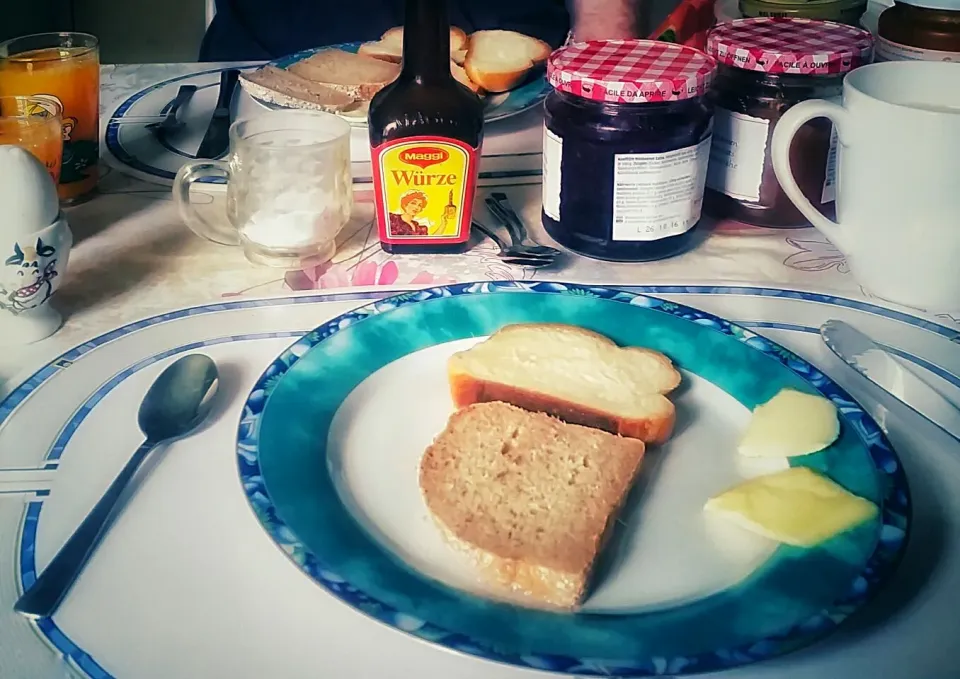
704 65 843 228
876 0 960 62
703 18 873 228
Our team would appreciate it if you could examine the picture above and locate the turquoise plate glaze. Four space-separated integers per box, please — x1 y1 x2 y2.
236 281 909 676
253 42 550 125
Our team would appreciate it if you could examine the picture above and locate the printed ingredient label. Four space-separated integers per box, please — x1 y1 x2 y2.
875 37 960 62
706 108 768 204
612 137 711 242
542 126 563 221
372 136 479 245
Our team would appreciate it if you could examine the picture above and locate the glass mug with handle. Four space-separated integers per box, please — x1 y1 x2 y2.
174 110 353 268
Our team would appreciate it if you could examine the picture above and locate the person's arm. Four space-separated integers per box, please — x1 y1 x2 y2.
571 0 641 41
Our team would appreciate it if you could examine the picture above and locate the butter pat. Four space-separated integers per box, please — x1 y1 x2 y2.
739 389 839 458
704 467 878 548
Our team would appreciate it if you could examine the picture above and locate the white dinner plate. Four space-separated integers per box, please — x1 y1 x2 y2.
0 285 958 679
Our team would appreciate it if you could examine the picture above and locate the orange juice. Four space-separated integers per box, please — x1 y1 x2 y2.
0 96 63 182
0 34 99 202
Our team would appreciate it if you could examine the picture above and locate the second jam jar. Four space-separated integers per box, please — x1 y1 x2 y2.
703 18 874 228
542 40 716 262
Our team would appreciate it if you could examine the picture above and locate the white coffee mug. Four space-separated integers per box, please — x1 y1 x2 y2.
772 61 960 312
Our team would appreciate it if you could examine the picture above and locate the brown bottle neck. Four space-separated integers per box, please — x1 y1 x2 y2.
400 0 452 84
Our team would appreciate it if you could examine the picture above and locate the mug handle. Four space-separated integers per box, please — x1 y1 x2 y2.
770 100 852 254
172 160 240 246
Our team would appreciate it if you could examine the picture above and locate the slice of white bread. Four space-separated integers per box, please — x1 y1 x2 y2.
357 42 482 94
359 26 469 63
357 41 403 63
464 30 552 93
448 324 681 444
382 25 469 53
451 61 483 94
239 66 358 112
358 44 468 66
419 401 646 608
287 49 400 99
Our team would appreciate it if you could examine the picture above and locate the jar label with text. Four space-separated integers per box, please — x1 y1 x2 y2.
706 108 768 203
542 126 563 221
875 37 960 62
611 138 711 242
371 136 479 246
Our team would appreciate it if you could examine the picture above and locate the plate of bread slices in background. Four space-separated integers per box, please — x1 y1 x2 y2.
238 28 552 126
237 281 909 676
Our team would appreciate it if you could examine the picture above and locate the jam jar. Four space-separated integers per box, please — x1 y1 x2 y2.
703 18 873 228
542 40 716 262
877 0 960 62
739 0 867 25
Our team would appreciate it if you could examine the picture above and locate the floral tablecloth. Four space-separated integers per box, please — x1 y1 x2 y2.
2 62 957 392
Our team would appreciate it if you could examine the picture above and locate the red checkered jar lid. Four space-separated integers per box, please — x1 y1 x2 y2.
706 18 874 75
547 40 717 104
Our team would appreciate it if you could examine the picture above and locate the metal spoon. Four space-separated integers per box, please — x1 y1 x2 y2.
485 193 562 258
472 220 556 268
14 353 219 619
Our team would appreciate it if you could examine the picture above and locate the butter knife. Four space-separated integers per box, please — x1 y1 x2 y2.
195 69 239 159
821 319 960 440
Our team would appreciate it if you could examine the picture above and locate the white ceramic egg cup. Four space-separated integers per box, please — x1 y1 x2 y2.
0 215 73 345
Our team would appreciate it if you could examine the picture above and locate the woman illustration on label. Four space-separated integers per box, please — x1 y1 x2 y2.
389 190 430 236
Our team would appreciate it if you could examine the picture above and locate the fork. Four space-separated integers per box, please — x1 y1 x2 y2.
485 193 562 258
472 221 556 268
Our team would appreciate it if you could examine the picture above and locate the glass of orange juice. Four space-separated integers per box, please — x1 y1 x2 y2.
0 95 64 183
0 33 99 204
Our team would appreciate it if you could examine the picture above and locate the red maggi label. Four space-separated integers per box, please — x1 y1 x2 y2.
399 146 450 169
371 136 479 246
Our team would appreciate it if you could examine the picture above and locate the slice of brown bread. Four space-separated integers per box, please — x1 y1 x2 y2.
239 66 358 112
287 49 400 99
448 323 682 444
419 401 646 608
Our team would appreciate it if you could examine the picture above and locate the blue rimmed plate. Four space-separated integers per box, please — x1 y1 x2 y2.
236 281 909 676
247 42 551 126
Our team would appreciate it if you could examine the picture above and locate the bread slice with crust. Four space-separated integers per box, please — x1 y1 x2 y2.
448 323 681 444
381 25 469 53
464 30 552 93
419 402 646 608
360 26 469 63
239 66 359 112
287 49 400 99
451 60 483 94
357 40 483 94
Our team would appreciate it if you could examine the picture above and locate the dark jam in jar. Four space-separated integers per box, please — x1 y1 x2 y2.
703 18 874 228
542 40 716 262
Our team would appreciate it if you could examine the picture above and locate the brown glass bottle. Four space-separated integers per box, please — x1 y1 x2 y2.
368 0 484 255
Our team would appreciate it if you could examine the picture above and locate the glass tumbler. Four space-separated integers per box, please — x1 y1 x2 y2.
173 110 353 268
0 95 63 183
0 32 100 203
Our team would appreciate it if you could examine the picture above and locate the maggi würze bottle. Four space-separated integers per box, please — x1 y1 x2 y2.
368 0 484 254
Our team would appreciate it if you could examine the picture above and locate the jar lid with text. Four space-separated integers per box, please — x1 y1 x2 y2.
547 40 717 104
706 18 874 75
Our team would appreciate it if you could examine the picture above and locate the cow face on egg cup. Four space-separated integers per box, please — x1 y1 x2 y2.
0 215 73 345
